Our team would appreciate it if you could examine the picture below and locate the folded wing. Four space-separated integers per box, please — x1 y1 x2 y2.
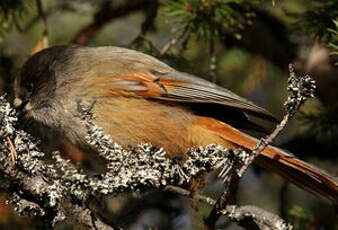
99 70 278 127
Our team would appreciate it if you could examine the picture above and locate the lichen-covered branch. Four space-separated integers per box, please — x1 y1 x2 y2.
165 186 292 230
0 96 115 230
0 95 253 229
0 91 295 229
220 205 293 230
238 64 315 177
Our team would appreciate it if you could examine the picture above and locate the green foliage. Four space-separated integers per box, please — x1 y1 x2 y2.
300 103 338 145
328 19 338 65
289 0 338 42
161 0 258 41
0 0 32 42
289 205 315 230
289 205 314 221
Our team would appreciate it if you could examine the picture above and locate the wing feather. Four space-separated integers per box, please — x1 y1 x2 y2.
156 72 278 122
100 70 278 123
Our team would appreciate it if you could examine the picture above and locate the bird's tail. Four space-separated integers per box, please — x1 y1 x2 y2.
195 117 338 203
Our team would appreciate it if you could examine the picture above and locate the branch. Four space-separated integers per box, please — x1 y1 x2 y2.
165 186 291 230
222 7 297 70
160 28 189 56
0 96 233 228
129 1 159 46
22 2 75 33
0 97 114 230
220 205 292 230
71 0 148 45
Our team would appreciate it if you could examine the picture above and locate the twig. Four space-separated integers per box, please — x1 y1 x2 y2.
23 2 74 33
72 0 148 45
164 186 291 230
238 64 315 177
129 1 159 46
160 28 189 55
172 32 191 56
204 175 239 229
237 113 291 177
209 39 217 83
221 7 296 70
164 185 215 206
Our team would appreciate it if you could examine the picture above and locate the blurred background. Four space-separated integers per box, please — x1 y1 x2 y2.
0 0 337 229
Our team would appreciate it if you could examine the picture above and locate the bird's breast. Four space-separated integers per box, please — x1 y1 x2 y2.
92 96 195 157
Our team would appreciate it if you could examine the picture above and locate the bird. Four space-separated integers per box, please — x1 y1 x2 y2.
13 45 338 203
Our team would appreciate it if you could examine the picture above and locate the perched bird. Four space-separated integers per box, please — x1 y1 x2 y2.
13 45 338 203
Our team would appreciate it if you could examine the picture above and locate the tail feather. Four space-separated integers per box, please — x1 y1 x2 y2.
254 154 338 203
196 117 338 203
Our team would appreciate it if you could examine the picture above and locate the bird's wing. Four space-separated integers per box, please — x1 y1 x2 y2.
97 69 277 123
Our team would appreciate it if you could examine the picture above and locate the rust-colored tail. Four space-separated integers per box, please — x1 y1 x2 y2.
196 117 338 203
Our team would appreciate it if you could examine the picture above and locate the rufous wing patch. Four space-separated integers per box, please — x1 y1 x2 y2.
97 72 167 97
